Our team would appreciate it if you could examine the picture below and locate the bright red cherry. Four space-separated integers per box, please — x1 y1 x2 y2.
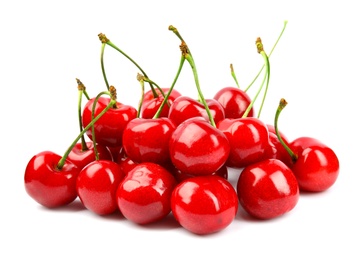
288 137 340 192
76 160 125 215
169 163 228 183
237 159 299 219
213 86 254 118
24 151 79 208
81 96 137 147
141 87 182 119
67 141 113 169
217 117 270 168
171 175 238 235
169 117 230 176
168 96 225 126
122 117 176 166
116 162 177 224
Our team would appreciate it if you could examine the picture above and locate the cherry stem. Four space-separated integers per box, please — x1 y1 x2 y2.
242 38 269 118
100 42 110 91
56 94 116 170
245 20 288 93
76 78 88 151
137 73 145 118
169 25 216 127
153 55 186 119
98 33 157 97
256 38 270 118
274 98 298 162
230 64 241 89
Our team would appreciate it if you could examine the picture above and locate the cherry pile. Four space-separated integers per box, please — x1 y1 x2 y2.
24 22 340 235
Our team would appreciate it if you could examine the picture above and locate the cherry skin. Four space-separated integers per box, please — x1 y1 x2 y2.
168 96 225 126
24 151 79 208
122 117 176 166
169 163 228 183
213 86 254 118
141 87 182 119
288 137 340 192
76 160 125 215
264 130 292 166
169 117 230 176
81 96 137 148
116 162 177 224
237 159 299 219
171 175 238 235
217 117 270 168
67 141 113 169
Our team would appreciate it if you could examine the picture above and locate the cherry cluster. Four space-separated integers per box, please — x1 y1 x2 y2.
24 22 340 235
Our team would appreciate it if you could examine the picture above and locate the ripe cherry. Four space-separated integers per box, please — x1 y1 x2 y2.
24 151 79 208
76 160 125 215
116 162 177 224
171 175 238 235
82 96 137 148
213 86 254 118
67 142 112 169
237 158 299 219
169 117 230 176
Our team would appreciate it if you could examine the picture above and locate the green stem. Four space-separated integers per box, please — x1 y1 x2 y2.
230 64 241 89
257 50 270 118
137 75 145 118
244 20 288 93
100 43 110 90
274 98 297 162
75 78 89 150
153 56 185 119
56 96 116 169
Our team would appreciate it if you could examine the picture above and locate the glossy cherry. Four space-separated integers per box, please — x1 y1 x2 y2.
76 160 125 215
169 163 228 183
169 117 230 176
171 175 238 235
288 137 340 192
82 96 137 147
67 141 113 169
168 96 225 127
213 86 254 118
122 117 176 166
217 117 270 168
116 162 177 224
24 151 79 208
141 87 182 118
237 158 299 219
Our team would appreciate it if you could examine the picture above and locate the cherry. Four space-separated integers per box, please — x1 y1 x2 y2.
170 163 229 183
141 87 182 119
122 117 176 166
274 98 340 192
213 86 254 118
116 162 177 224
24 151 79 208
168 96 225 126
171 175 238 235
236 158 299 219
67 142 112 169
169 117 230 176
81 96 137 148
263 125 292 166
76 160 125 215
217 117 270 168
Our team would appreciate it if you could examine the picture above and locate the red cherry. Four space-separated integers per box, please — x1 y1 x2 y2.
289 137 340 192
141 88 182 119
76 160 125 215
122 117 176 166
24 151 79 208
67 141 113 169
213 86 254 118
169 163 229 183
81 96 137 147
217 117 270 168
237 159 299 219
264 130 292 166
116 162 177 224
171 175 238 235
168 96 225 126
169 117 230 176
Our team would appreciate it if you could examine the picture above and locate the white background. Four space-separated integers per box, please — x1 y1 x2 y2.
1 0 363 259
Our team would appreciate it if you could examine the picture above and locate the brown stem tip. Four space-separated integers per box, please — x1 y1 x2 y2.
136 73 145 82
98 33 109 43
256 37 264 53
180 41 189 57
109 85 117 101
76 78 86 91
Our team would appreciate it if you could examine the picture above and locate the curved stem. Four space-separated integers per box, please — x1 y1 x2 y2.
137 74 145 118
230 64 241 89
100 43 110 91
56 96 116 169
274 98 297 162
257 50 270 118
244 20 288 93
153 56 185 119
76 78 88 151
